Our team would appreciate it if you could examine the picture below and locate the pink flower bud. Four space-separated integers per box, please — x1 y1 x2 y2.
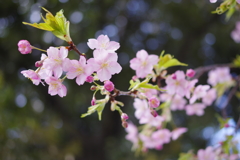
224 124 230 128
122 121 128 128
104 80 115 92
186 69 195 78
18 40 32 54
148 97 160 108
121 113 129 120
91 97 96 105
35 61 43 67
90 85 97 91
132 75 138 81
86 76 94 83
171 73 177 79
150 109 158 117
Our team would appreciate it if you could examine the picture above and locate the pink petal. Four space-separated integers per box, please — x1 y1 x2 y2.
87 39 98 50
59 47 68 59
97 35 110 44
106 41 120 51
97 69 111 81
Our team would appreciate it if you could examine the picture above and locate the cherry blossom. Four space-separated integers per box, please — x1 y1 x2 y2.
148 97 160 108
21 69 41 85
151 129 172 146
87 34 120 52
170 94 187 111
197 146 216 160
43 47 68 78
18 40 32 54
186 103 206 116
125 123 139 148
165 71 187 97
87 50 122 81
190 85 210 104
130 49 158 78
202 88 217 106
64 56 93 85
45 76 67 97
186 69 195 78
207 67 232 86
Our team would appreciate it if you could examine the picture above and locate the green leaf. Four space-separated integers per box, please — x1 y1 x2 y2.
138 83 164 91
23 7 72 42
233 55 240 67
96 103 105 121
158 53 187 70
216 114 230 128
222 135 233 154
81 104 100 118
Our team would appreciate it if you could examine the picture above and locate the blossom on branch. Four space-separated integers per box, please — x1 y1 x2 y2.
45 76 67 97
130 50 158 78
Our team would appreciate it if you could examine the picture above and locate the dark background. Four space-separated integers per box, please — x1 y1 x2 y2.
0 0 240 159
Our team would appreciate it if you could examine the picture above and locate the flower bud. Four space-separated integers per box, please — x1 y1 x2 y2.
148 97 160 108
86 76 94 83
171 73 176 79
35 61 43 67
90 85 97 91
104 80 114 92
224 123 230 128
18 40 32 54
186 69 195 78
91 97 96 105
150 109 158 117
132 76 138 81
121 113 129 120
122 121 128 128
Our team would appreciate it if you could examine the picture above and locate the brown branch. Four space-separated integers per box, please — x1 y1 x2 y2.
67 41 86 57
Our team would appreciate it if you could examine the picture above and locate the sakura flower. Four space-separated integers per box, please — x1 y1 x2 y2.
133 98 149 119
125 122 139 148
170 94 187 111
45 76 67 97
121 113 129 120
139 113 165 127
21 69 41 85
185 103 206 116
207 67 232 86
130 50 158 78
64 56 93 85
37 54 52 79
165 71 187 97
202 88 217 106
87 50 122 82
86 76 94 83
197 146 216 160
185 79 198 99
43 47 68 78
152 129 171 146
148 97 160 108
172 128 188 140
87 34 120 52
139 134 159 149
104 80 115 92
190 85 210 104
140 88 158 98
18 40 32 54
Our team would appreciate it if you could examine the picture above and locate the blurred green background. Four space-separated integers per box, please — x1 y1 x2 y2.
0 0 240 159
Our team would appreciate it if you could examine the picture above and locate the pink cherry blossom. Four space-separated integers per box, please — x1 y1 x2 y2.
202 88 217 106
148 97 160 108
121 113 129 120
141 88 158 98
43 47 68 78
186 103 206 116
130 50 158 78
64 56 93 85
165 71 187 97
151 129 171 146
21 69 41 85
104 80 115 92
45 76 67 97
170 94 187 111
186 69 195 78
133 98 149 119
125 122 139 148
18 40 32 54
139 134 159 149
185 79 198 99
190 85 210 104
139 113 165 127
197 146 216 160
37 54 52 79
87 50 122 82
87 34 120 52
172 128 188 140
207 67 232 86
